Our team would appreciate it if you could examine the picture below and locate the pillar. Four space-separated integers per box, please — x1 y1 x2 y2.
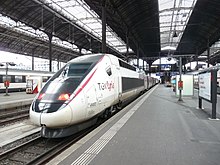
102 0 106 53
48 34 52 72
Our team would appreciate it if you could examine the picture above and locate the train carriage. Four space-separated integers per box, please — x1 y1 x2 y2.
0 68 53 93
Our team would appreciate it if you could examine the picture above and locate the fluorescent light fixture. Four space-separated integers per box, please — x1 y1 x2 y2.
161 46 176 51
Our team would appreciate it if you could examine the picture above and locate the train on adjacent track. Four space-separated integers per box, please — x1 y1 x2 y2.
0 68 53 93
29 54 158 138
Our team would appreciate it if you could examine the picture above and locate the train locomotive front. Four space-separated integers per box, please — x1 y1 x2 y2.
30 54 105 138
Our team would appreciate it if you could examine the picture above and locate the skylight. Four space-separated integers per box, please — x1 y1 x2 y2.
159 0 197 51
0 14 80 52
46 0 131 53
0 0 132 55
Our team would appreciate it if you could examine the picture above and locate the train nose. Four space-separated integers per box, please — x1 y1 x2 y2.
30 100 73 127
29 106 41 126
40 104 72 128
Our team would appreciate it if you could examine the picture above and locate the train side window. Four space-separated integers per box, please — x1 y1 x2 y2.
15 76 22 83
118 59 136 71
3 75 12 82
0 75 3 83
11 76 15 83
106 67 112 76
22 76 26 83
43 76 49 82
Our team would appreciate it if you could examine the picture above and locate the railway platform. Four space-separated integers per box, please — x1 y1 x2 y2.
0 120 40 147
47 84 220 165
0 92 36 110
0 92 39 147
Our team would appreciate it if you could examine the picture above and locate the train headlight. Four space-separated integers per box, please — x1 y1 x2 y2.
58 93 71 101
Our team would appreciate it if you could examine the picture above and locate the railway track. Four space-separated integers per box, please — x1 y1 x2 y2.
0 108 29 126
0 126 96 165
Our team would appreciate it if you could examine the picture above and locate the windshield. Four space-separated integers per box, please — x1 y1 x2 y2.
50 55 104 81
64 63 92 78
33 55 104 112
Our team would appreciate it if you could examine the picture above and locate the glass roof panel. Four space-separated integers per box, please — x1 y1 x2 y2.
0 14 80 51
159 0 197 52
47 0 129 53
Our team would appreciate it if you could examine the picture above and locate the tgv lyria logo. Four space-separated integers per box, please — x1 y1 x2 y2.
97 81 114 91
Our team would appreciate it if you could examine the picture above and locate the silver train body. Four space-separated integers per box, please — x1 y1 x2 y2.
30 54 158 138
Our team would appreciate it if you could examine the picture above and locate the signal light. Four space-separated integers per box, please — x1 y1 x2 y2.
58 93 70 100
38 93 45 100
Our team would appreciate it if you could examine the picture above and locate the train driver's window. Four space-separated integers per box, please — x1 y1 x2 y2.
68 63 92 77
106 67 112 76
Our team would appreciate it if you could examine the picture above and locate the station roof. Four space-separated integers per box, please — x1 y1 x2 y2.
84 0 161 58
0 24 79 62
176 0 220 55
0 0 160 61
0 0 124 61
0 0 220 65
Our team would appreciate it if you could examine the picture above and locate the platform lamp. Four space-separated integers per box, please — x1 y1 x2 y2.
173 30 178 37
0 62 16 96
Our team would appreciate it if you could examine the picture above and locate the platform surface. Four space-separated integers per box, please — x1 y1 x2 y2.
0 92 36 104
47 84 220 165
0 120 40 147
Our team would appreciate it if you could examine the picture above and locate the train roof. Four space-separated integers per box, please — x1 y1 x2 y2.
68 54 104 64
0 68 54 76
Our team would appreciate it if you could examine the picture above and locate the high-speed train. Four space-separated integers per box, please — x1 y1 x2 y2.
30 54 158 138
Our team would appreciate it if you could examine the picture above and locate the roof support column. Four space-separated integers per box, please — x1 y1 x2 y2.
126 31 129 61
148 61 152 76
137 45 139 68
102 0 106 53
196 48 198 70
57 55 60 70
32 49 34 71
178 56 183 102
207 39 210 67
183 63 186 74
159 52 161 74
190 60 192 70
48 34 53 72
79 47 82 55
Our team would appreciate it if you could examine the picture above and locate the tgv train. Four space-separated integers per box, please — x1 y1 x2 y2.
0 68 53 93
30 54 158 138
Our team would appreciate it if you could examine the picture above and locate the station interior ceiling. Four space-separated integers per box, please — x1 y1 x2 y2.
0 0 220 68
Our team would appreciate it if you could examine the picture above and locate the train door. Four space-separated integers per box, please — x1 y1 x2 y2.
85 85 99 118
115 68 121 103
108 56 121 104
104 56 120 106
26 77 41 94
95 56 112 109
